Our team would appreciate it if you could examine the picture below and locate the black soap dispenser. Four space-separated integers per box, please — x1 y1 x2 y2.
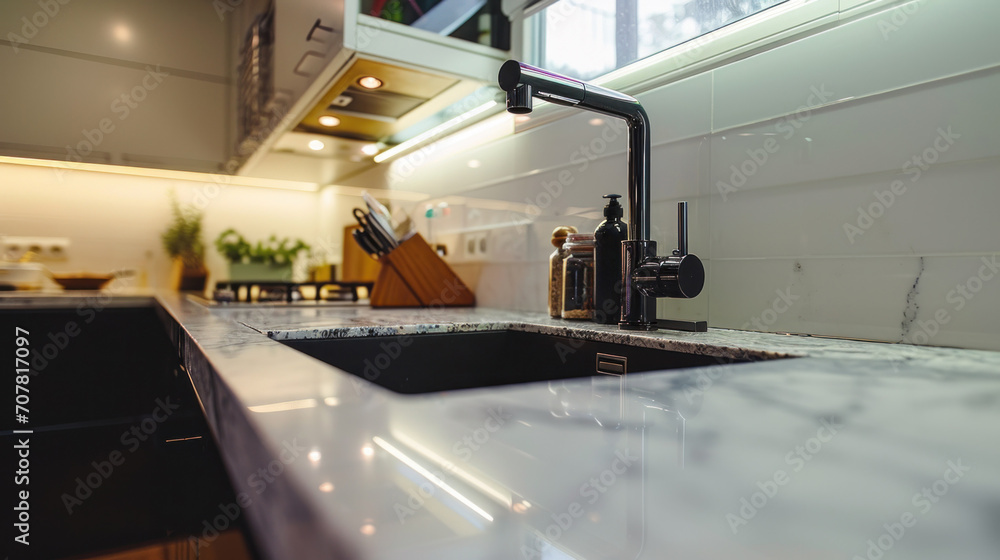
593 194 627 324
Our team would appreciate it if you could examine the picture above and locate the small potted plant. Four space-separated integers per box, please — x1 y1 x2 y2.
161 192 208 291
215 229 311 281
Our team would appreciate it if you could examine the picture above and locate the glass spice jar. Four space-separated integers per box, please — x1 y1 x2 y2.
562 233 596 320
548 226 577 318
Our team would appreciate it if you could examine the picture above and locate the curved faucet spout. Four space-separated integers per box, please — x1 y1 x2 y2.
497 60 651 242
499 60 585 105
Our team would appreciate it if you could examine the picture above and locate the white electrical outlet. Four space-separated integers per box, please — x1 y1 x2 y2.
465 234 476 258
469 232 490 259
2 236 70 261
478 232 488 256
462 231 489 260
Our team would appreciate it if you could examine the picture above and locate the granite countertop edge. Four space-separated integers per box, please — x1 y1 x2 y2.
11 292 999 559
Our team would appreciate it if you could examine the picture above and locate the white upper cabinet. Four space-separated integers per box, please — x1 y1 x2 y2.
0 0 231 173
272 0 347 112
0 0 510 179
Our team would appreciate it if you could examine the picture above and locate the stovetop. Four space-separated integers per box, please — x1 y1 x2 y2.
194 280 375 306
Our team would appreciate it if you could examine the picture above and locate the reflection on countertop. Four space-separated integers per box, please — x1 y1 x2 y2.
32 291 1000 560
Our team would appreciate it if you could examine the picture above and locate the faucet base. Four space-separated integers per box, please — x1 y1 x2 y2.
619 239 658 330
618 321 659 331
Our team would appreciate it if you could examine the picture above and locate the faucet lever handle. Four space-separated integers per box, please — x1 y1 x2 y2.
674 201 688 257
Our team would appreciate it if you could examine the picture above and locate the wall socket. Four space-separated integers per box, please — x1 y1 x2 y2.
459 227 528 263
463 231 489 260
2 236 70 261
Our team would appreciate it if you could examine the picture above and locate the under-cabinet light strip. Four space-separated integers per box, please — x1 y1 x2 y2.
0 155 319 192
374 101 498 164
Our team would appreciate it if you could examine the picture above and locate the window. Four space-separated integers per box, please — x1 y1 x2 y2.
526 0 789 81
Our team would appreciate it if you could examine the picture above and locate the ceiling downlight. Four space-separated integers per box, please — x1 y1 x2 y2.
357 76 384 89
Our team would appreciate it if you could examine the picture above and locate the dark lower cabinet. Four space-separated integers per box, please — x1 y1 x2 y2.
2 306 260 560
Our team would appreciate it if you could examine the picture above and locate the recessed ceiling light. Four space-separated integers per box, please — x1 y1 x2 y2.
357 76 383 89
319 482 334 492
318 115 340 127
113 24 131 43
361 144 379 156
308 139 325 151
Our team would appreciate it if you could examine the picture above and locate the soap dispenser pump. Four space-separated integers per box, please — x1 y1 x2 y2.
594 194 627 324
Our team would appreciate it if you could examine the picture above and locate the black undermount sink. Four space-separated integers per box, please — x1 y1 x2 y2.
279 330 774 394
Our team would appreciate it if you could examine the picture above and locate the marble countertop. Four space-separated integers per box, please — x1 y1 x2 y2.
38 292 1000 559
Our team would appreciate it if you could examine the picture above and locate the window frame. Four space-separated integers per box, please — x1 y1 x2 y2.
510 0 909 131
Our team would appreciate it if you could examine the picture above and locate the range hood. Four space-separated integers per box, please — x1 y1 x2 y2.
295 58 482 143
236 1 509 183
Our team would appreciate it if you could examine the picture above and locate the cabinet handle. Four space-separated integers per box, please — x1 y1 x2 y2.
307 18 335 42
293 50 325 77
596 353 627 376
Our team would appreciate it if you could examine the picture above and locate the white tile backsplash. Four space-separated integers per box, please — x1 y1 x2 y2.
473 260 549 312
709 256 925 342
369 0 999 351
370 0 1000 350
711 156 1000 260
902 255 1000 350
710 67 1000 197
712 0 1000 131
643 73 714 144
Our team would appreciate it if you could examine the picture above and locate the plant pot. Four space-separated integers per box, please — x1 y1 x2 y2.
227 262 293 282
170 259 208 292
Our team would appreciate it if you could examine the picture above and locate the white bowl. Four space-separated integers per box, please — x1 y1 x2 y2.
0 262 47 289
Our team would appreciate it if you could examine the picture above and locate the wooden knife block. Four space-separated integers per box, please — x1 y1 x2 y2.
370 233 475 308
341 225 380 282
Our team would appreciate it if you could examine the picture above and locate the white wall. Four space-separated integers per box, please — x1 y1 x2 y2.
0 160 364 289
346 0 1000 351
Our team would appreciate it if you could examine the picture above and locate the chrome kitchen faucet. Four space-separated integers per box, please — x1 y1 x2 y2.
498 60 705 330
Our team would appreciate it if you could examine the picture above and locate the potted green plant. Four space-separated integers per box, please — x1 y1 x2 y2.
161 193 208 291
214 229 311 281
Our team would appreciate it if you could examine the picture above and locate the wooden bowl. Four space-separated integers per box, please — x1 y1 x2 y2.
52 274 114 290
